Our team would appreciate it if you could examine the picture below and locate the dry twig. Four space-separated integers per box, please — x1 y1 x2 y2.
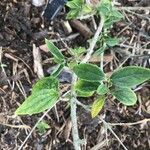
108 118 150 126
33 44 44 78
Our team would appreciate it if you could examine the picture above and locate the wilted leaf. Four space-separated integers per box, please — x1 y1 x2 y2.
45 39 65 63
15 89 59 115
73 63 105 82
111 87 137 106
32 76 59 93
91 96 105 118
110 66 150 87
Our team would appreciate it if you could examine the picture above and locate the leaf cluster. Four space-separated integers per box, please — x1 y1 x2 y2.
36 121 50 134
15 1 150 120
15 39 150 119
96 0 123 28
66 0 92 19
73 63 150 117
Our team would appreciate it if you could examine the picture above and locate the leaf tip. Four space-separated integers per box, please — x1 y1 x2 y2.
91 113 96 118
45 38 48 44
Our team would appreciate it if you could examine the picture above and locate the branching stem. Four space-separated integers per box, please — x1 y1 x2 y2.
82 15 105 63
70 15 105 150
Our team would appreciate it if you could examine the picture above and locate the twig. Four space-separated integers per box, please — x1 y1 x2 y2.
50 33 80 42
122 9 150 21
70 15 105 150
119 43 150 52
33 44 44 79
0 48 12 89
70 20 93 38
0 123 31 129
119 7 150 11
108 118 150 126
99 118 128 150
91 139 107 150
76 99 90 110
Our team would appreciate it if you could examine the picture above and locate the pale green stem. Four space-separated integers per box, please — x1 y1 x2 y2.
70 15 105 150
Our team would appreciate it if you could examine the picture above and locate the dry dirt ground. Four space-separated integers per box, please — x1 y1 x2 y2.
0 0 150 150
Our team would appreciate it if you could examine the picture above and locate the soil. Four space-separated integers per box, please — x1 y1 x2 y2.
0 0 150 150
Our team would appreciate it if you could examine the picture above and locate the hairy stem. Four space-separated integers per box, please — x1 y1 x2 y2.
70 73 81 150
82 15 105 63
70 15 105 150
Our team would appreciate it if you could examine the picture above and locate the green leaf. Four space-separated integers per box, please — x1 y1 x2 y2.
66 0 84 19
94 45 107 55
73 63 105 82
68 61 78 70
110 66 150 87
37 121 50 134
51 64 64 77
75 80 99 93
104 17 117 28
45 39 65 63
105 37 119 47
66 1 79 8
15 89 59 115
111 9 124 19
97 0 112 16
66 0 84 8
82 5 92 14
91 96 105 118
32 77 59 93
97 84 109 95
67 9 79 19
69 47 86 57
111 87 137 106
76 90 94 97
104 15 122 28
97 0 123 28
